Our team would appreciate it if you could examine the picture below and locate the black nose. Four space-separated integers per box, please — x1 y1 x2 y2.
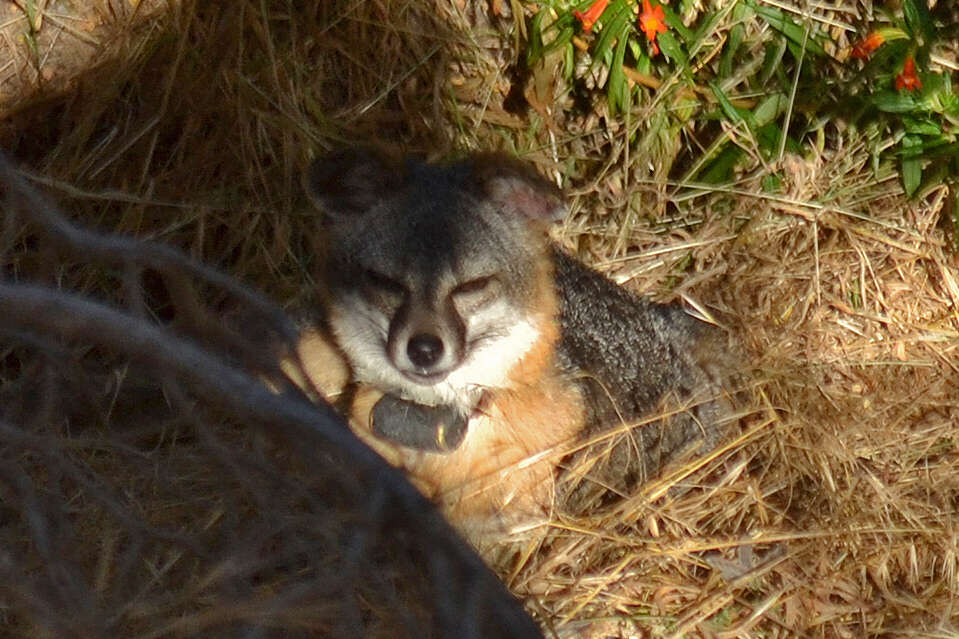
407 333 444 369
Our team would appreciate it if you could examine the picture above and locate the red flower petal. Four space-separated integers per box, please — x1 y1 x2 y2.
574 0 609 34
639 0 669 45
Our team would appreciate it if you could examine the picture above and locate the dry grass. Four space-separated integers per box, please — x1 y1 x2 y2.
510 144 959 638
0 1 172 117
1 0 957 637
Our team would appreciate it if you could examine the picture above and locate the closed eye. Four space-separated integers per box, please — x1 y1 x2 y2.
453 275 494 296
363 269 407 296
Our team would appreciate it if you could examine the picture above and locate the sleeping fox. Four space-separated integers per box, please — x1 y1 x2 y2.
291 149 732 543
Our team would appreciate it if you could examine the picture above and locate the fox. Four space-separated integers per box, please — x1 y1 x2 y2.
291 149 732 544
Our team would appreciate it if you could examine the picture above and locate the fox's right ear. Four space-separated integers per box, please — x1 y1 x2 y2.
470 154 568 225
305 149 402 218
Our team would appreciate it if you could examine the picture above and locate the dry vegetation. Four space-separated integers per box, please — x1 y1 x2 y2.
1 1 957 638
0 1 171 116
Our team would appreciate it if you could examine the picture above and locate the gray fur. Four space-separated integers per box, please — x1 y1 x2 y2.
552 248 731 506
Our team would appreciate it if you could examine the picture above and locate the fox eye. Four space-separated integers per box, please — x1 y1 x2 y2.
453 275 494 296
362 269 406 296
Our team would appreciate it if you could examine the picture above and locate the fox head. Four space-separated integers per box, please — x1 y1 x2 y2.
306 150 567 412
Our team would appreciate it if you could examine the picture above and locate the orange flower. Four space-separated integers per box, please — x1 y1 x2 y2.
639 0 668 56
573 0 609 34
895 56 921 91
850 31 884 60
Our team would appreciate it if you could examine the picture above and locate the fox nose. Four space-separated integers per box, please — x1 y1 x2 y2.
407 333 444 369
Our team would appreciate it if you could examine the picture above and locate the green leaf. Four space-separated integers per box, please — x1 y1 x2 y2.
22 0 36 30
860 37 909 76
902 0 920 34
762 173 783 193
608 30 630 113
918 72 947 97
548 26 575 56
940 93 959 122
637 51 652 75
656 31 686 65
527 10 572 66
901 134 923 197
745 0 827 57
661 3 695 43
756 123 779 158
875 27 911 45
700 146 743 183
872 90 920 114
709 81 754 130
526 18 543 65
849 280 862 309
720 4 751 78
563 41 575 82
898 140 959 160
757 123 801 157
903 116 942 136
752 93 787 127
720 22 745 78
760 38 788 85
921 75 959 119
590 0 631 73
902 0 934 41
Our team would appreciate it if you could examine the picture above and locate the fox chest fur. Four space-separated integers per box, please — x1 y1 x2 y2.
298 150 729 542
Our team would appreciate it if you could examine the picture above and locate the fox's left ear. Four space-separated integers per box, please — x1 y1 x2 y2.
304 148 403 219
472 155 568 224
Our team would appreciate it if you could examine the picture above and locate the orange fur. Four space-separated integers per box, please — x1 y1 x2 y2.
282 329 351 400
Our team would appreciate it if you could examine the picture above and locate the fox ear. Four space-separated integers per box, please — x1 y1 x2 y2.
473 155 568 224
305 148 402 218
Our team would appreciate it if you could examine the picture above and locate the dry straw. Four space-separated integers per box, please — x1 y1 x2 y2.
1 0 957 637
